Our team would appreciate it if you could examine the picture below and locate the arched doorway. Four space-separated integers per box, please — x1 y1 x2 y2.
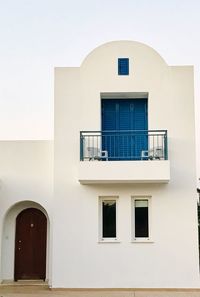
14 208 47 281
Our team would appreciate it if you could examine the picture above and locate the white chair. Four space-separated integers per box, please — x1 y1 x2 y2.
141 149 154 160
141 147 164 160
87 147 108 161
153 147 164 160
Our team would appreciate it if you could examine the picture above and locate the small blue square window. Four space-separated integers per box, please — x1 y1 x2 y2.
118 58 129 75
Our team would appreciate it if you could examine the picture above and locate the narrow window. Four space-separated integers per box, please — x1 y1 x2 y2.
100 198 117 239
118 58 129 75
134 199 149 238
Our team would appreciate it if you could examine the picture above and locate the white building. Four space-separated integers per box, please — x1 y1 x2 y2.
0 41 199 288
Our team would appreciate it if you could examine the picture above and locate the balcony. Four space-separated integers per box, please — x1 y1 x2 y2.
79 130 170 184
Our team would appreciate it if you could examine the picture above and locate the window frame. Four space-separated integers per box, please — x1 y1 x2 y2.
131 196 152 242
99 196 119 242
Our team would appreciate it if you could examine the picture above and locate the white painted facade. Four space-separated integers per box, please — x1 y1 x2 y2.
0 141 53 283
0 41 199 288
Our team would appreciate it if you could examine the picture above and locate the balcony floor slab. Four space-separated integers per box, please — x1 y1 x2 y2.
78 160 170 184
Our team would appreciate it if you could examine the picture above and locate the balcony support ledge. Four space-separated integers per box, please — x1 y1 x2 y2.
78 160 170 184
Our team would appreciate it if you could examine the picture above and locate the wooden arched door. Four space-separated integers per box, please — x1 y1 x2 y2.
14 208 47 281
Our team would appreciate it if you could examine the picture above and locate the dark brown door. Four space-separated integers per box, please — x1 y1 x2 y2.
14 208 47 281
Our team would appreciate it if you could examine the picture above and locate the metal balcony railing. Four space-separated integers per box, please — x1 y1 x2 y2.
80 130 168 161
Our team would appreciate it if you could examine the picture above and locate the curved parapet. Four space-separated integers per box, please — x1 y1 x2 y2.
80 40 168 87
81 40 167 67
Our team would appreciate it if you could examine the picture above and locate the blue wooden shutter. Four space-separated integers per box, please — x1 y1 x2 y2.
118 58 129 75
134 99 148 158
102 99 147 160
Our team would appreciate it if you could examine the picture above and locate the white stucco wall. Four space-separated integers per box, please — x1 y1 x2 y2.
0 141 53 284
1 41 197 289
53 41 199 288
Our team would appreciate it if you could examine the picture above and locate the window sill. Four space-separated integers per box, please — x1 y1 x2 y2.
131 239 154 243
98 239 121 243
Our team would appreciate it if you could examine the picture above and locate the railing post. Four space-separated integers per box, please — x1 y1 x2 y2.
164 130 168 160
80 132 84 161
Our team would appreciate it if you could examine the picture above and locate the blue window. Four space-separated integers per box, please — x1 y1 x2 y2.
118 58 129 75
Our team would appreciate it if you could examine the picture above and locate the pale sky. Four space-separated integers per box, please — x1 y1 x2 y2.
0 0 200 174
